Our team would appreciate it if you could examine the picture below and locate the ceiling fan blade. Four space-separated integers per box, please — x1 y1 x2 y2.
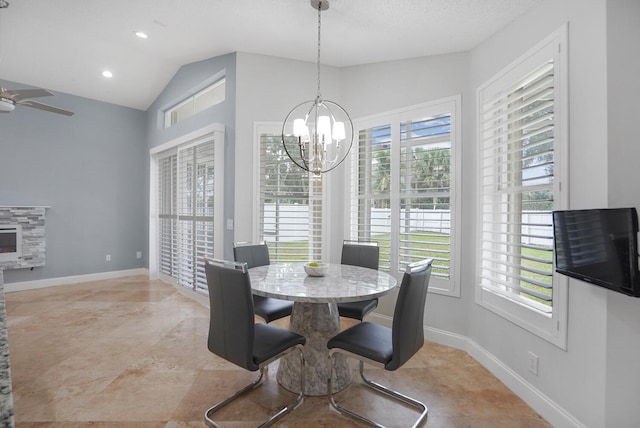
6 88 54 102
18 100 74 116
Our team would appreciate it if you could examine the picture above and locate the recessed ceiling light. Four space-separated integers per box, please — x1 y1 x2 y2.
135 31 148 39
102 70 113 78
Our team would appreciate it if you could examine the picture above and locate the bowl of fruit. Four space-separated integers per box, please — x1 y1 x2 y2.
303 261 329 277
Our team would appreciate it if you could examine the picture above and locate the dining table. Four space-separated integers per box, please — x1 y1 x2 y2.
248 262 398 396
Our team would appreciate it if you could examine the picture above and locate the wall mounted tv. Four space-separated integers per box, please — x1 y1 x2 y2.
552 207 640 297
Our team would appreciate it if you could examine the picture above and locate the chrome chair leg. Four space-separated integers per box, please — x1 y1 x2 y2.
205 369 266 428
205 345 305 428
327 352 428 428
357 361 428 426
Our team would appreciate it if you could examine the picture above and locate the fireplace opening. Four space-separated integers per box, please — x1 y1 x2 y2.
0 225 22 262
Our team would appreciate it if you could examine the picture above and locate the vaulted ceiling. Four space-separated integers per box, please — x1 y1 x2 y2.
0 0 542 110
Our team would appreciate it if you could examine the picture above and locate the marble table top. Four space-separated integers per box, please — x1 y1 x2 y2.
248 263 398 303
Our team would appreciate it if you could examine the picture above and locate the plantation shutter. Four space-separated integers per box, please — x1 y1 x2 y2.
259 134 323 262
350 125 393 270
158 154 178 279
399 114 452 278
158 135 216 293
479 60 555 310
349 99 459 295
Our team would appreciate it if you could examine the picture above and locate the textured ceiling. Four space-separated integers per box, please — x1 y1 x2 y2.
0 0 542 110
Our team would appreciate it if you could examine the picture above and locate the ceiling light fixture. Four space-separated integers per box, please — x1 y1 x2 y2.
135 31 148 39
102 70 113 78
281 0 353 176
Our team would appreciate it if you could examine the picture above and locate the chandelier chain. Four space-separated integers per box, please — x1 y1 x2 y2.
316 3 322 98
281 0 352 175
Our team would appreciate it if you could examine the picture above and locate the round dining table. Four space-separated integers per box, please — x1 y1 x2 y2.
248 262 398 396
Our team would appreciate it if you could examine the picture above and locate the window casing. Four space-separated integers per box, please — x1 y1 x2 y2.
476 26 568 348
348 98 461 296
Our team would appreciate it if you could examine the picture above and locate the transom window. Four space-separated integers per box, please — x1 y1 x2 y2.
164 77 226 128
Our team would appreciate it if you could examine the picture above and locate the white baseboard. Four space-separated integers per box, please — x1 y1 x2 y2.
366 311 583 428
423 325 585 428
3 268 149 293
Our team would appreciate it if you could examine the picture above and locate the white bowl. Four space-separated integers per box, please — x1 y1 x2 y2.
303 262 329 277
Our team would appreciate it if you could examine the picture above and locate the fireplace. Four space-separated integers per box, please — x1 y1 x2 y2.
0 225 22 262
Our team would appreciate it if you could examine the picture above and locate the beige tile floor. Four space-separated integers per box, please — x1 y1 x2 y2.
5 275 551 427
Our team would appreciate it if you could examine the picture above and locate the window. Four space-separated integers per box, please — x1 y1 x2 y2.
349 98 461 295
476 26 568 348
256 126 324 262
164 77 226 128
151 126 224 294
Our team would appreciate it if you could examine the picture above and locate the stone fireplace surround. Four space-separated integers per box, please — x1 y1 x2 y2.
0 206 47 271
0 206 48 428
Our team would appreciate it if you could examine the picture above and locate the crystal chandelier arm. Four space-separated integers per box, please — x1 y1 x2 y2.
298 136 310 170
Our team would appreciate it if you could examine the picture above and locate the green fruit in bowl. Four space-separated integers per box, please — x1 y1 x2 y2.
308 262 319 267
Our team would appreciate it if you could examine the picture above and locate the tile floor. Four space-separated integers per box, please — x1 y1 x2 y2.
5 275 551 427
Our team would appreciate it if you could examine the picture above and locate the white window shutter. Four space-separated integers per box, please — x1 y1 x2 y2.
157 135 216 292
258 134 323 262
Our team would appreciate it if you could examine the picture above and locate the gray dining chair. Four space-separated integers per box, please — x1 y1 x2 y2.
327 259 433 428
203 259 306 428
233 241 294 323
337 240 380 321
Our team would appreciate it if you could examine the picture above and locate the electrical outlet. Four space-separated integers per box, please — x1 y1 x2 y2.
106 254 111 262
136 251 142 259
528 352 539 375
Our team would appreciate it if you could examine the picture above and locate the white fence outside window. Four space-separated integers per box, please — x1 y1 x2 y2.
263 203 550 245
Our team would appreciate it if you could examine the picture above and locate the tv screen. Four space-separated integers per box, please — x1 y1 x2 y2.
552 208 640 297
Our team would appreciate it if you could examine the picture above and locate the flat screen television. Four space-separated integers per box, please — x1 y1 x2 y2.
552 207 640 297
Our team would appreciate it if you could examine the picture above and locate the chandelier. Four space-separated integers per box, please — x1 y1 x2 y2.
281 0 353 176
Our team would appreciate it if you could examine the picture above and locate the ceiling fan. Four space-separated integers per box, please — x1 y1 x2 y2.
0 3 71 116
0 87 75 116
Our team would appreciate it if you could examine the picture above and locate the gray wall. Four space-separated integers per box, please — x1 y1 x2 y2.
605 0 640 425
0 81 147 282
469 0 640 426
469 1 610 426
145 53 237 260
